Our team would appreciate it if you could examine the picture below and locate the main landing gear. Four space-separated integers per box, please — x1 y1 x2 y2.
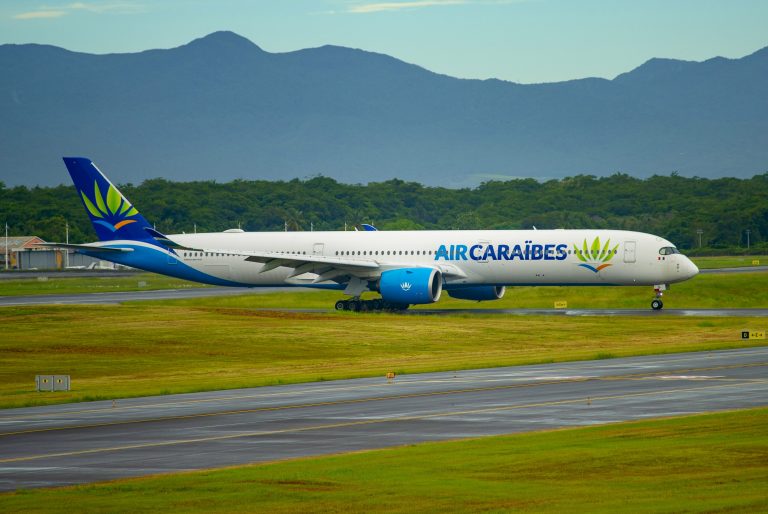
651 284 667 310
334 298 409 312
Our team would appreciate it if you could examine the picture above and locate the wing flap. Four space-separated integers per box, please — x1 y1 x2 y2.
242 252 379 270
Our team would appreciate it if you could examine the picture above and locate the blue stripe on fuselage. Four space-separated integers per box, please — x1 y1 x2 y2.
79 244 251 287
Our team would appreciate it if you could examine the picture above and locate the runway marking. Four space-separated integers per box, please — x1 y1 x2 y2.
1 379 766 465
655 375 724 380
1 361 766 439
3 349 767 423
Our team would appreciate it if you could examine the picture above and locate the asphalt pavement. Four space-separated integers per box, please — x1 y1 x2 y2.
1 347 766 491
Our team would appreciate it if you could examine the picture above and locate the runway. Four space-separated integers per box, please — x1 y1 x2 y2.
2 288 767 316
700 265 768 274
1 347 766 491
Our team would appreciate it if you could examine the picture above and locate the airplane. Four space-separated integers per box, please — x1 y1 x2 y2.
40 157 699 311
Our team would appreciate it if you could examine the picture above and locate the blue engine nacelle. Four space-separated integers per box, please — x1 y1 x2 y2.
379 268 442 305
447 286 506 301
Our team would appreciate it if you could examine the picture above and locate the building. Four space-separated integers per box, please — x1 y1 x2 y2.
1 236 116 270
1 236 45 270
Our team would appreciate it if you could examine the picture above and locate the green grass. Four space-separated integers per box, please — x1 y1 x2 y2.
1 272 766 409
2 408 766 513
692 254 766 269
142 270 768 310
0 270 765 410
1 300 765 409
0 273 208 296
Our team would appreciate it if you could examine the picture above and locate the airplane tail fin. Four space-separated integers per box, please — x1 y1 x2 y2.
63 157 154 242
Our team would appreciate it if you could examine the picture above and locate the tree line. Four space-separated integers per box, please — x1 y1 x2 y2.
1 173 766 254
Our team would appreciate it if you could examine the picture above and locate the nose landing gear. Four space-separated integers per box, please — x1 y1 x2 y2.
651 284 667 310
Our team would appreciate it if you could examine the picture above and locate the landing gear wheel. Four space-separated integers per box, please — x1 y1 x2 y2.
333 298 411 312
651 299 663 310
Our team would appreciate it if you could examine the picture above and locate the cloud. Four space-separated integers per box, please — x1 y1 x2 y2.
345 0 530 14
67 2 143 14
348 1 465 14
13 10 68 19
13 1 142 20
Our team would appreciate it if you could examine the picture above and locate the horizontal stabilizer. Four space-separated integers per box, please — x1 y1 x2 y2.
31 243 134 253
144 228 201 251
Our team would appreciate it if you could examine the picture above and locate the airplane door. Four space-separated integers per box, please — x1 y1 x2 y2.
623 241 636 263
313 243 324 256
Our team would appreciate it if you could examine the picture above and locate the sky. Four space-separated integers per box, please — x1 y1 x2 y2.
1 0 767 84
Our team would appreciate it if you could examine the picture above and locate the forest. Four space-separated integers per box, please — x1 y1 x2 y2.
1 172 766 254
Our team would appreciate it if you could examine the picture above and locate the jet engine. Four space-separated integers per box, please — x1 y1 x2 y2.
447 285 506 301
379 268 442 305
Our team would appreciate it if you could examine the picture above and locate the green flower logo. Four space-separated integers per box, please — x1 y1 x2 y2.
574 236 618 273
80 180 139 232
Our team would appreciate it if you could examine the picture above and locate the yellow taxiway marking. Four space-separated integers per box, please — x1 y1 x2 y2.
1 379 765 465
0 362 765 437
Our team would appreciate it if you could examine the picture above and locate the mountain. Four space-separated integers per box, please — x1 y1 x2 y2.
1 31 766 187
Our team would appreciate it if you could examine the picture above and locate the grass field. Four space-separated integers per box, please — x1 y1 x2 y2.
137 270 768 310
0 273 208 296
691 255 765 269
1 272 766 408
1 307 765 409
2 408 766 512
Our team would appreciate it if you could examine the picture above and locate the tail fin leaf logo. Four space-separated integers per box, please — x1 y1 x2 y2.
574 236 618 273
80 180 139 232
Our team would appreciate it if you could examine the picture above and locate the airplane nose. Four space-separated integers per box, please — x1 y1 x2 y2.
683 257 699 279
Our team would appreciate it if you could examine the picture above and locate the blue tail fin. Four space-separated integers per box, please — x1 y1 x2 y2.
64 157 154 242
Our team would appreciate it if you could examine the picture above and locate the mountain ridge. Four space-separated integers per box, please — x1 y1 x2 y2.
0 32 766 187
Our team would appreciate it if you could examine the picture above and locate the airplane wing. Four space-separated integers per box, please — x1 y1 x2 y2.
237 249 465 282
148 229 466 287
31 243 134 253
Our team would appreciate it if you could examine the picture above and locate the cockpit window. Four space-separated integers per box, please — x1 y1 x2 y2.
659 247 680 255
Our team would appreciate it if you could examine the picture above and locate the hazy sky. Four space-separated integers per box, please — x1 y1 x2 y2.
1 0 766 83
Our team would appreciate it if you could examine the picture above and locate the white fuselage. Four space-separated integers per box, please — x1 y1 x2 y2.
147 229 697 289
